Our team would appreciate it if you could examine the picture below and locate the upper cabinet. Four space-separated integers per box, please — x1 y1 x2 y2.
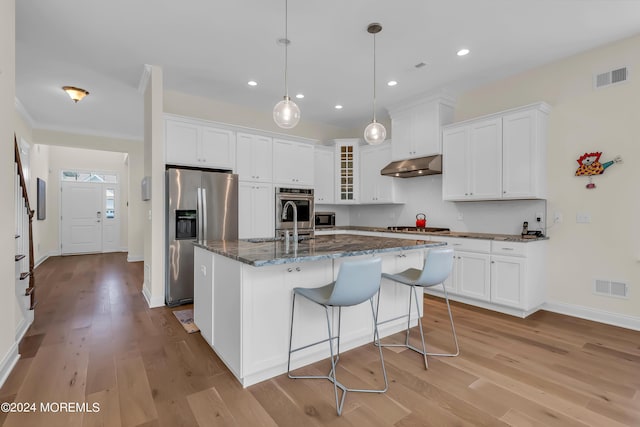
165 117 235 169
273 138 314 187
442 117 503 200
236 132 273 182
314 146 334 204
442 103 550 201
333 139 360 204
359 142 399 204
388 96 455 160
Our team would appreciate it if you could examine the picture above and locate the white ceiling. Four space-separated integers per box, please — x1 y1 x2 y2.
15 0 640 140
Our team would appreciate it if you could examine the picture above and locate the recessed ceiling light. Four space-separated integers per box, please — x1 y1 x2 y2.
295 93 304 99
335 105 343 110
457 48 470 56
387 80 398 87
247 80 257 86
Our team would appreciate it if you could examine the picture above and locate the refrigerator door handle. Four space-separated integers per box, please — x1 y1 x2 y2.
202 187 208 240
196 187 203 241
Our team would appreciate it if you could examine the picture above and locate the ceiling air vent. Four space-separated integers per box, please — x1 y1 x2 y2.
594 66 629 89
594 279 629 299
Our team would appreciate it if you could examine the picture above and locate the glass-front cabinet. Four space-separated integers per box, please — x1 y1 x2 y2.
333 139 360 204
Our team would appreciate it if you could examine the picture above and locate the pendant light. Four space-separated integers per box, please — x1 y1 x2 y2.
364 23 386 145
273 0 300 129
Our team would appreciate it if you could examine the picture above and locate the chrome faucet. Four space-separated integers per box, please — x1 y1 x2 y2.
282 201 298 243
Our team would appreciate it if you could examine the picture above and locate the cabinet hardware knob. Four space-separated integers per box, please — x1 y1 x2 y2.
491 261 495 264
287 268 293 272
295 267 301 272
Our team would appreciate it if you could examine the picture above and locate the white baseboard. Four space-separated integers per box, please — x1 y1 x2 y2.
142 284 165 308
127 254 144 262
543 301 640 331
0 342 20 389
15 316 31 342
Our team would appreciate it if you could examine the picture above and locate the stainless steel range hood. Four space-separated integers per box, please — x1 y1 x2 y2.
380 154 442 178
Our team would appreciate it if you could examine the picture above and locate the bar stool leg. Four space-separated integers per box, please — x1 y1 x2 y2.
425 284 460 357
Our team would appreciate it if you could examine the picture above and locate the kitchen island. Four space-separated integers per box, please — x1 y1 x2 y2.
193 234 445 387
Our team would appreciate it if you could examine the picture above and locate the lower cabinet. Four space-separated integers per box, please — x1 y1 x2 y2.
193 247 213 346
490 255 525 307
454 251 491 301
238 182 274 239
389 233 545 317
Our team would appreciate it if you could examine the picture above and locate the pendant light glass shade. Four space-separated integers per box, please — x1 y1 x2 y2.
273 96 300 129
364 23 386 145
364 120 386 145
273 0 300 129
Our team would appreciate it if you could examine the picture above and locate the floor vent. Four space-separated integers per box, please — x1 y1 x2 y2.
594 66 629 89
594 279 629 299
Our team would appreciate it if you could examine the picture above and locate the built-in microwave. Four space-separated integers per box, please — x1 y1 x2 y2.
315 212 335 228
275 187 315 234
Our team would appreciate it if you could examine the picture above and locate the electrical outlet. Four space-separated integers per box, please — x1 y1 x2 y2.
457 213 464 221
535 212 543 222
554 212 563 223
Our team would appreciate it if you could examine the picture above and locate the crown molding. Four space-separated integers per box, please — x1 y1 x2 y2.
138 64 152 94
15 97 35 129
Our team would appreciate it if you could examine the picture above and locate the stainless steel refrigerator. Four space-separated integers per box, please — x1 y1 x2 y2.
166 167 238 306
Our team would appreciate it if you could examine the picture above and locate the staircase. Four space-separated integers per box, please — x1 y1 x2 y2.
14 135 36 336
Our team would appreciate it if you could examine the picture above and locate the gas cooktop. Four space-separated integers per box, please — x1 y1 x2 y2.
387 226 450 233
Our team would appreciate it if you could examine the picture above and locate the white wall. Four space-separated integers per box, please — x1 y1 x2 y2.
453 33 640 322
142 65 165 308
28 143 52 264
0 0 20 387
350 175 546 235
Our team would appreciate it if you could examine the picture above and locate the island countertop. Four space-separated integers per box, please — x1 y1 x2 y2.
194 233 445 267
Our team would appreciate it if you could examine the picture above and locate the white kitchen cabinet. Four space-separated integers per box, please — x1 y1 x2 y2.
502 107 548 199
333 139 360 204
238 182 274 239
242 260 333 377
455 251 491 301
236 132 273 183
193 246 213 346
273 138 314 187
359 142 398 204
165 117 235 169
442 117 502 201
388 96 455 160
490 255 525 307
442 102 550 201
314 146 334 204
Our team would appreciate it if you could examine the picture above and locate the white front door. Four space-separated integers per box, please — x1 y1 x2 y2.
61 182 103 254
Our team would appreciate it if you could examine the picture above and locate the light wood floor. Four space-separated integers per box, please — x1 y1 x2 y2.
1 253 638 426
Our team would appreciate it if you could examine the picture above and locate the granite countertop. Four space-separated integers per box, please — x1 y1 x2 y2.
326 226 548 242
194 234 445 267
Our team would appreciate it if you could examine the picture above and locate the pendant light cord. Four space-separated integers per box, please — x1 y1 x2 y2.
284 0 289 98
372 32 377 121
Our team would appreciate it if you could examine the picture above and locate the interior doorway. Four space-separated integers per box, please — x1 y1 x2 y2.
60 171 120 255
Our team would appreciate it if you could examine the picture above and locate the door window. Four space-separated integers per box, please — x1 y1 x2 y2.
105 188 115 219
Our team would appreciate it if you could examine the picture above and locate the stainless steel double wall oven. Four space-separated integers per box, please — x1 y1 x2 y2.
275 187 314 238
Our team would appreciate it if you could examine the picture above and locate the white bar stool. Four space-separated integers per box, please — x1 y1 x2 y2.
376 246 458 369
287 257 388 416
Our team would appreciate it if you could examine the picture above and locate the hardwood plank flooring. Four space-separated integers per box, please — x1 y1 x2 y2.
0 253 638 426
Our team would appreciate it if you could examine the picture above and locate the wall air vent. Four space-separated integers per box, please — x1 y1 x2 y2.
594 66 629 89
594 279 629 299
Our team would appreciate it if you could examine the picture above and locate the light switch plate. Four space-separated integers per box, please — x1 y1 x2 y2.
576 212 591 223
553 212 563 223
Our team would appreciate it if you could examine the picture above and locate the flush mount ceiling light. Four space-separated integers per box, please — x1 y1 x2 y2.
247 80 258 86
273 0 300 129
457 48 470 56
364 23 386 145
62 86 89 103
